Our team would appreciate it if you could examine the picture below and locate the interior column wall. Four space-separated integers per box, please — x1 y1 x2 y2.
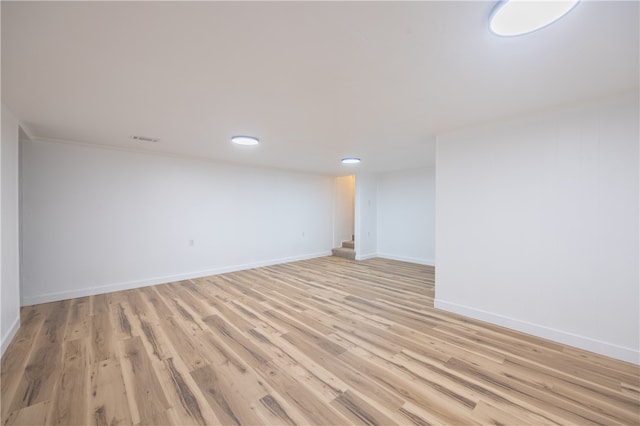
354 173 378 260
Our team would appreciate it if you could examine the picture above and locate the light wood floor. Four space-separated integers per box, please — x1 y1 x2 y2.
2 257 639 425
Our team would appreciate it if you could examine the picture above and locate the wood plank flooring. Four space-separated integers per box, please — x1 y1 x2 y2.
2 257 639 425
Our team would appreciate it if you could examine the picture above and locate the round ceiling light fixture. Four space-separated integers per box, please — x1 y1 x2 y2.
489 0 580 37
231 135 260 146
341 157 361 164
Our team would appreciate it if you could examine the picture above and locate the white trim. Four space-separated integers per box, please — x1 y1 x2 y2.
435 298 640 365
22 251 331 306
377 253 435 266
355 252 377 261
1 315 20 357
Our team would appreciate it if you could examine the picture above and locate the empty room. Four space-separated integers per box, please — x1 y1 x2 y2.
1 1 638 425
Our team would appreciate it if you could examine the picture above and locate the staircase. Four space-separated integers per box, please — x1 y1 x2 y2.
332 239 355 260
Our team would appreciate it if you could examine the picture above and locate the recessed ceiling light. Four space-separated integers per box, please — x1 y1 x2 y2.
341 157 361 164
231 135 260 146
490 0 580 37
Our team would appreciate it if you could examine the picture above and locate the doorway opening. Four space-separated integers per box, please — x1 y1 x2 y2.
332 175 355 259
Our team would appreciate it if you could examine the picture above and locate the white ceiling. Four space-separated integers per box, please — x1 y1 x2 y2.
2 1 638 176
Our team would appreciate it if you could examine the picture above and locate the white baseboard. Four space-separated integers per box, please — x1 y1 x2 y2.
355 252 378 261
435 299 640 365
21 251 332 306
377 253 435 266
1 315 20 357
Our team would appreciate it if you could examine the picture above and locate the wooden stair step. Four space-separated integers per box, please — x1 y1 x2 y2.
332 247 356 260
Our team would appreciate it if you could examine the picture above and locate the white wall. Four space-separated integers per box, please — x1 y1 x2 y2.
333 175 355 247
354 173 378 260
21 139 334 305
1 105 21 355
377 167 435 265
435 92 639 364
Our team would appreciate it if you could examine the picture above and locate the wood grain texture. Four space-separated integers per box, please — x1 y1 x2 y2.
2 256 639 425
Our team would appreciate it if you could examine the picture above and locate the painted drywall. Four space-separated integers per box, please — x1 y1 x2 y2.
1 105 21 355
377 167 435 265
21 139 334 305
435 92 639 364
354 173 378 260
333 175 355 247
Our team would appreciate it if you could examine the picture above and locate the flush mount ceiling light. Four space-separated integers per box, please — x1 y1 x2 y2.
490 0 580 37
231 135 260 146
341 157 361 164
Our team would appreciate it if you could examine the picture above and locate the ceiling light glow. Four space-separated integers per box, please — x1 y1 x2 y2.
341 157 361 164
231 135 260 146
490 0 580 37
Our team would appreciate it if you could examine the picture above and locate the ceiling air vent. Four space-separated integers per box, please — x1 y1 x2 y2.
130 135 159 143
